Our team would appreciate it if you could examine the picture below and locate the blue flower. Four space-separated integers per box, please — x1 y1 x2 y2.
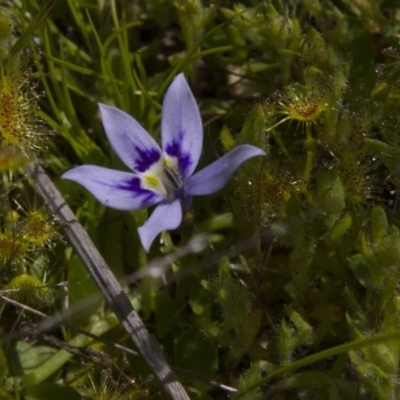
62 73 265 252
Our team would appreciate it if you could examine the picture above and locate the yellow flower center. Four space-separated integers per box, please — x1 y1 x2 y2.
141 156 183 200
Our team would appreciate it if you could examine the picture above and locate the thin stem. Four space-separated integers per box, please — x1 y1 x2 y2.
303 150 314 187
302 124 314 188
233 331 400 399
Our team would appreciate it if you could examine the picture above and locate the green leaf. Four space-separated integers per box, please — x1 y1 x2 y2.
174 327 218 378
0 388 14 400
371 206 388 247
99 208 126 280
189 285 212 316
196 213 233 232
372 224 400 269
349 350 393 400
236 106 265 148
226 308 263 369
67 254 102 326
367 139 400 180
155 290 177 338
327 212 352 243
316 170 345 216
23 315 117 387
11 341 57 376
265 371 344 399
0 347 8 379
381 299 400 375
220 125 235 151
347 253 373 289
283 305 312 346
25 383 81 400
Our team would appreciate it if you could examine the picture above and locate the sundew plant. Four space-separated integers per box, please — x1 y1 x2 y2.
2 0 400 399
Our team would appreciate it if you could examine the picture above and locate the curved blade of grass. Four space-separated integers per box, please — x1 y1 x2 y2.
156 15 238 100
46 56 98 76
102 21 144 54
233 331 400 399
10 0 57 57
132 54 162 111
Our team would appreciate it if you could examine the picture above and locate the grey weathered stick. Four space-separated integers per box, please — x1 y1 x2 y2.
27 163 190 400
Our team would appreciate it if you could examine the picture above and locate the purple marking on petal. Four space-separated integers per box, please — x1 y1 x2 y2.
99 104 162 173
165 138 192 176
161 73 203 178
115 175 160 207
134 146 161 172
62 165 163 210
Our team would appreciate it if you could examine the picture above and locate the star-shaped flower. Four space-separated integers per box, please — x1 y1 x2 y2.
62 73 265 252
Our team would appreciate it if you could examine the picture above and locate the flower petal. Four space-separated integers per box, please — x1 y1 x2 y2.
185 145 266 196
62 165 163 210
99 104 162 173
138 198 182 252
161 73 203 178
